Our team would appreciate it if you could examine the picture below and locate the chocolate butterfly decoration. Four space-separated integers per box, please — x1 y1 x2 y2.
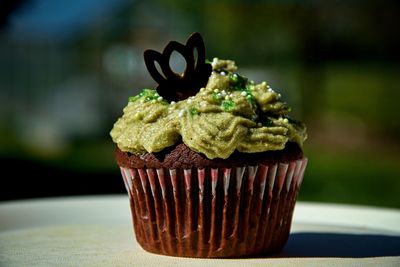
144 32 212 102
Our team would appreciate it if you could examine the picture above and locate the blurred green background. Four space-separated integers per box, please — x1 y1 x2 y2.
0 0 399 207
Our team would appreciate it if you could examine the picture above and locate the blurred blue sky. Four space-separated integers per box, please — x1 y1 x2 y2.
7 0 130 41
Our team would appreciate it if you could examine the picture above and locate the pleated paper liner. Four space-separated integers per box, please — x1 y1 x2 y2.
120 158 308 258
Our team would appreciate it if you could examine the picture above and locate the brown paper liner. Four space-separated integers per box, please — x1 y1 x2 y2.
120 158 307 258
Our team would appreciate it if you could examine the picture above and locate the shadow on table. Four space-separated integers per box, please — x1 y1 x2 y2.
276 232 400 258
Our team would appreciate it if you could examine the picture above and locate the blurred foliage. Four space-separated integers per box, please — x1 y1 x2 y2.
302 144 400 208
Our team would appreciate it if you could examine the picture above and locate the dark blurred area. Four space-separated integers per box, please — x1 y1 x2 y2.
0 1 399 207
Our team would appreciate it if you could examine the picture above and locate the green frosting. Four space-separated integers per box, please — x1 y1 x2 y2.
110 59 307 159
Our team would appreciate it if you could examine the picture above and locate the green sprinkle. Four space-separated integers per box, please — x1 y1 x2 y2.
245 93 256 104
230 73 238 83
228 72 248 91
205 59 212 64
134 88 165 103
212 92 222 102
222 100 235 111
241 84 257 108
128 89 169 104
189 107 199 116
139 88 155 96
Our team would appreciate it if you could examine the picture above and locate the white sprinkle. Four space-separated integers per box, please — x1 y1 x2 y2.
201 101 207 107
268 88 273 92
225 95 230 100
262 82 267 86
178 110 185 117
283 118 289 123
200 88 204 91
187 99 193 104
220 71 226 76
217 93 221 97
157 96 163 101
212 57 218 66
170 101 176 105
277 93 281 98
233 73 238 78
151 99 156 103
221 90 227 97
214 89 219 93
241 91 247 96
246 95 252 99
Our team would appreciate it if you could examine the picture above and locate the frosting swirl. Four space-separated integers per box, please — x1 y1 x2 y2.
110 59 307 159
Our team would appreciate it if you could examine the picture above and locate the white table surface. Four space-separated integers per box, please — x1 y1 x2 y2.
0 195 399 267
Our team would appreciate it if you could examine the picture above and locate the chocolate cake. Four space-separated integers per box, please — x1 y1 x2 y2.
116 142 303 169
110 33 308 257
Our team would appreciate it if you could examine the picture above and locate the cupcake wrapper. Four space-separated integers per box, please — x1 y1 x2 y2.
120 158 307 258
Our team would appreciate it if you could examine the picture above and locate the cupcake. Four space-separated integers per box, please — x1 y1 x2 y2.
110 33 307 258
